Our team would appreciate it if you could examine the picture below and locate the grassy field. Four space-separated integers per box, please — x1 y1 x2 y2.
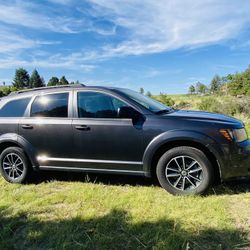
0 98 249 250
0 173 249 249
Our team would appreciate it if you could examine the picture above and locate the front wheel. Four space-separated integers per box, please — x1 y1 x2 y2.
156 146 214 195
0 147 31 183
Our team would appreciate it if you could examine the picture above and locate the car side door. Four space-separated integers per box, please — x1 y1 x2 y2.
71 90 145 174
18 91 74 168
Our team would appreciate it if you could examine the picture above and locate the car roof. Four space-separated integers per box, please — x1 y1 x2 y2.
3 85 123 100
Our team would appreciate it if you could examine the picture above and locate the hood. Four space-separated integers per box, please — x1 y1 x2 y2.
164 109 243 127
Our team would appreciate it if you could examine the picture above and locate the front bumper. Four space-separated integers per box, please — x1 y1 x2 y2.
217 139 250 181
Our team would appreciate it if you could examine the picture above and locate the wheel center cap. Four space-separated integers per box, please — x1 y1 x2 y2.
181 170 187 176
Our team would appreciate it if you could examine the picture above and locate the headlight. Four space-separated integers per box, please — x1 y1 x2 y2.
233 128 248 142
219 128 248 142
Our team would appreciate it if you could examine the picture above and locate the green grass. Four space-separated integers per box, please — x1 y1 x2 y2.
246 124 250 135
0 173 249 249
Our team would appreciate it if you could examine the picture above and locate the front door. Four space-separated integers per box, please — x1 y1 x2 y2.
71 90 144 173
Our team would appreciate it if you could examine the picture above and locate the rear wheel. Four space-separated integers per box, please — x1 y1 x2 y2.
156 146 214 195
0 147 31 183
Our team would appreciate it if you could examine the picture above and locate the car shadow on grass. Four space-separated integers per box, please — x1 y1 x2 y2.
30 170 250 195
0 207 249 250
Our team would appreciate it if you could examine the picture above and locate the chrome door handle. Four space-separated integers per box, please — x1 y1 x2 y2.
21 124 33 129
75 125 90 131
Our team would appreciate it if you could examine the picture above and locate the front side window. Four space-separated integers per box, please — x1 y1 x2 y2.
31 93 69 117
116 88 172 113
77 92 129 118
0 97 31 117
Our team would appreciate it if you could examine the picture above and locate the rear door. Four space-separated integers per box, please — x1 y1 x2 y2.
19 91 74 168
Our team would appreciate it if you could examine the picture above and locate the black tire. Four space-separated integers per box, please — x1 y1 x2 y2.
0 147 31 183
156 146 214 195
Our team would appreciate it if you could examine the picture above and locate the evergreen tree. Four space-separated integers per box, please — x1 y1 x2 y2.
196 82 207 95
29 69 44 88
59 76 69 85
41 77 46 86
47 77 59 86
139 87 144 95
189 85 195 94
13 68 30 89
146 91 152 97
210 75 221 94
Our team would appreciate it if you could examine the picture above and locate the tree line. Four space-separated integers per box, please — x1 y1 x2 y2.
0 68 82 96
188 65 250 96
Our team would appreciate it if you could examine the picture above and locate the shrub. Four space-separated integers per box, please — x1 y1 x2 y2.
197 97 249 117
175 101 190 109
219 101 241 116
197 97 220 113
157 94 175 107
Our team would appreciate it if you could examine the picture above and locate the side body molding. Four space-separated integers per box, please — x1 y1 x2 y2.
142 130 224 177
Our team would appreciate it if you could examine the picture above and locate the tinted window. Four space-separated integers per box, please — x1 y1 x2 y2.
0 98 31 117
116 88 172 113
31 93 69 117
77 92 129 118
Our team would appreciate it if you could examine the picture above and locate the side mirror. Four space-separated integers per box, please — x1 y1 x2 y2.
117 106 141 120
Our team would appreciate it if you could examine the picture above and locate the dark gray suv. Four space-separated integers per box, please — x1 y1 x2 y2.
0 85 249 195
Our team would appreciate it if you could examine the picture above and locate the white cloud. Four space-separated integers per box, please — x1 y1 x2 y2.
1 0 250 72
85 0 250 56
0 53 96 72
0 1 87 34
0 1 117 35
0 25 60 54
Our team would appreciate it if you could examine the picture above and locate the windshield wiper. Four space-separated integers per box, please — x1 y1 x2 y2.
155 109 173 115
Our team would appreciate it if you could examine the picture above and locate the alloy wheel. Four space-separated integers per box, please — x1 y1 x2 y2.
165 156 203 191
2 153 25 180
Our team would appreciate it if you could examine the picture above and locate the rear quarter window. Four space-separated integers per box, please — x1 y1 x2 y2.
0 97 31 117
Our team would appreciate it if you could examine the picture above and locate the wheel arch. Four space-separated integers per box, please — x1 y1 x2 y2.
0 133 38 170
143 131 223 183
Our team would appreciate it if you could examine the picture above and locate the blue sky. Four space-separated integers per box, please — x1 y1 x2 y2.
1 0 250 94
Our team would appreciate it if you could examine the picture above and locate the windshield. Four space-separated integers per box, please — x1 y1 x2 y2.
116 88 172 113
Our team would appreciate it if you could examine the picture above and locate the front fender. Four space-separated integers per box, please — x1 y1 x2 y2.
142 129 223 176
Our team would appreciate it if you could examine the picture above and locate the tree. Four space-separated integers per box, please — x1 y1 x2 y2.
47 77 59 86
146 91 152 97
29 69 45 88
196 82 207 95
59 76 69 85
139 87 144 95
41 77 46 86
210 75 221 94
12 68 30 89
189 85 195 94
75 80 85 86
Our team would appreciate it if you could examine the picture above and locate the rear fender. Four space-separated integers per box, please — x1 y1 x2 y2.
0 133 39 169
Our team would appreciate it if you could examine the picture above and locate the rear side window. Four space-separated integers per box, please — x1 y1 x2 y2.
31 93 69 117
0 97 31 117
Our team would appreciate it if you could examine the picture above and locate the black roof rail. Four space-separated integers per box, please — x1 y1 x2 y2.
9 84 86 96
